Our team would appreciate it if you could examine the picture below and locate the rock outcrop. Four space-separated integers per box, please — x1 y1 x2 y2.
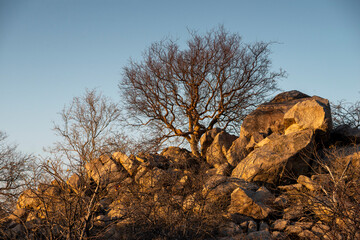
4 90 360 240
227 90 332 167
229 90 332 183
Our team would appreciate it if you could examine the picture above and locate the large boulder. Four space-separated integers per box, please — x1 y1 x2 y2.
226 137 249 167
66 173 83 193
202 176 238 210
161 146 193 163
85 155 126 185
161 146 199 170
239 90 311 149
227 91 311 166
135 152 169 169
112 152 139 176
17 189 40 210
136 167 168 189
205 131 237 167
200 128 223 156
232 129 315 183
283 97 332 136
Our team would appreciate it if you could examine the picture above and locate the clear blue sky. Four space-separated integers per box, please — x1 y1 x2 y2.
0 0 359 156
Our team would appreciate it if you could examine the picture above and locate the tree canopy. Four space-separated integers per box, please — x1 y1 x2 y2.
120 26 285 156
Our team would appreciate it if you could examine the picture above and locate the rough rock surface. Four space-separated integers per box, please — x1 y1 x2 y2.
16 189 40 210
228 186 274 219
85 155 126 185
161 146 199 170
205 131 237 167
239 90 310 149
112 152 139 176
230 91 331 167
200 128 223 156
232 129 315 183
161 146 193 163
226 137 249 167
283 97 332 135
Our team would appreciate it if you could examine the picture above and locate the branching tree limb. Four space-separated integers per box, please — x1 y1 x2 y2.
0 131 32 213
120 26 285 156
51 89 127 167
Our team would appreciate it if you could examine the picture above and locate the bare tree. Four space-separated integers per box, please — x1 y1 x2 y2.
0 131 31 213
52 89 126 167
120 26 285 156
12 89 130 239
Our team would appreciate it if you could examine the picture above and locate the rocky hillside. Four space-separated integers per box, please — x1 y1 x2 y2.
2 90 360 239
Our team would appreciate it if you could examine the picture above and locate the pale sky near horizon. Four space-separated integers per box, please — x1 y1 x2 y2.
0 0 359 156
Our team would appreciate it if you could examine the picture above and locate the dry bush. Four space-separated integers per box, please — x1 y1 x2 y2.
0 131 32 217
5 152 228 240
332 100 360 128
294 145 360 239
5 156 126 240
111 160 226 240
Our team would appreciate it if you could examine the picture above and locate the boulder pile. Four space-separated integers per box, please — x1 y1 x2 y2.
2 90 360 239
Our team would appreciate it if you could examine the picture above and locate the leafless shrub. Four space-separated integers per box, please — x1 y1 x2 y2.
51 89 126 167
293 145 360 239
332 100 360 128
0 131 32 214
107 159 227 240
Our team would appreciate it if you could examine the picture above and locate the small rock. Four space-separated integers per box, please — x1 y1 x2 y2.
247 220 257 233
112 152 139 176
252 186 275 205
294 221 313 229
219 221 242 237
271 219 289 231
311 223 330 235
239 220 249 231
297 175 320 191
273 195 288 207
298 230 319 239
228 186 274 220
285 225 303 234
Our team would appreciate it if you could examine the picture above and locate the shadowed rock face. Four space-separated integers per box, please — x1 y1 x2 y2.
269 90 310 103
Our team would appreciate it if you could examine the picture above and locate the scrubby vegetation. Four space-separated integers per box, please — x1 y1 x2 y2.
1 27 359 240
